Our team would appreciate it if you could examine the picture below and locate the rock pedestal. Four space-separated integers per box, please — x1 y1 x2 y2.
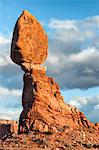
18 67 93 134
11 10 96 135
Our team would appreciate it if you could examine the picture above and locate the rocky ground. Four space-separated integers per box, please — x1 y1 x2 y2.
0 126 99 150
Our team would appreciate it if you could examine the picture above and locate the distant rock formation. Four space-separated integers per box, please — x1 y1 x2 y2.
0 120 18 138
10 10 98 134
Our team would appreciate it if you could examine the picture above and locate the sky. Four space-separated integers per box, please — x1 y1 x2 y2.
0 0 99 122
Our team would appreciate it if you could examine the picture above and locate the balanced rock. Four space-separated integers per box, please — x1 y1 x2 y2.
11 10 48 66
10 10 96 134
9 11 99 149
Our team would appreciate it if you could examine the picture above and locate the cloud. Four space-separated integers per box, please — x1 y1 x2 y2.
68 96 99 122
46 16 99 89
0 109 21 121
0 63 23 89
0 86 22 108
46 46 99 89
0 87 22 120
84 16 99 28
49 18 78 31
0 34 10 45
0 33 24 90
0 34 22 120
0 87 22 97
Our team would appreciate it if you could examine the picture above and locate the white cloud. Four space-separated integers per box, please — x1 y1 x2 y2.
0 34 10 45
94 104 99 110
0 87 22 97
0 109 21 121
0 33 23 90
0 87 22 121
49 18 77 31
0 87 22 110
68 96 99 122
84 16 99 28
0 34 12 66
0 33 23 121
0 55 13 66
69 47 98 63
48 53 60 65
46 15 99 89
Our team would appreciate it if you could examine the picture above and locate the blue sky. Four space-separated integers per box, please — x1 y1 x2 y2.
0 0 99 122
1 0 99 32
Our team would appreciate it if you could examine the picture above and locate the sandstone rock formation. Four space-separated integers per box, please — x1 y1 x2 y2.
2 10 97 149
10 10 97 135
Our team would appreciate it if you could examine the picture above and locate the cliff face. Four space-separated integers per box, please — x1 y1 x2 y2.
0 10 98 149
